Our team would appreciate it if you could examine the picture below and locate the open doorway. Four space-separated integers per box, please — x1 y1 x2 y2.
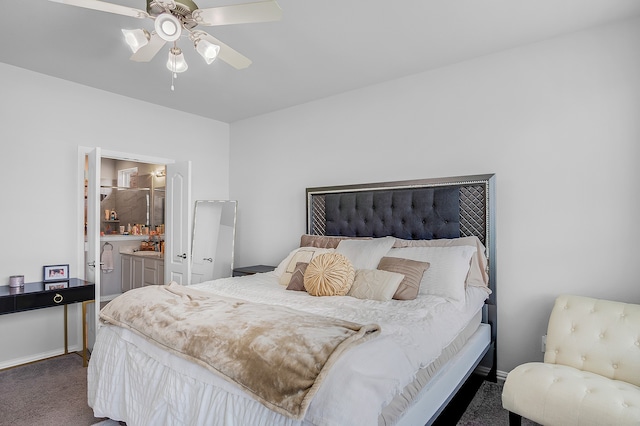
77 147 184 349
85 158 166 301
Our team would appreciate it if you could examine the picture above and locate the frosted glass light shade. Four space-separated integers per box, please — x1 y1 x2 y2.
122 29 150 53
167 48 188 73
195 39 220 64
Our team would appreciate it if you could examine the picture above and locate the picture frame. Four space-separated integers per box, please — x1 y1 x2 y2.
43 264 69 282
44 281 69 291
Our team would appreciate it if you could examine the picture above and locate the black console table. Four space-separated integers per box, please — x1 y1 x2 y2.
0 278 95 366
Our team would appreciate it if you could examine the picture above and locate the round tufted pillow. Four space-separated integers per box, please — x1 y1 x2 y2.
304 252 355 296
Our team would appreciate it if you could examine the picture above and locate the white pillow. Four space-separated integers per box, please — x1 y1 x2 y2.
347 269 405 302
393 236 489 289
386 245 477 302
275 247 335 286
336 236 396 270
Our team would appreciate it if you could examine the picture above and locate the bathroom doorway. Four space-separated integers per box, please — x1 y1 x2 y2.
90 158 167 299
78 147 190 347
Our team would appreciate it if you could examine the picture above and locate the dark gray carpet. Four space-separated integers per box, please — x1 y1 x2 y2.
1 355 539 426
457 380 540 426
0 354 102 426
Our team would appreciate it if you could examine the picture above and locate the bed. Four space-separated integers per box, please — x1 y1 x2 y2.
88 174 497 426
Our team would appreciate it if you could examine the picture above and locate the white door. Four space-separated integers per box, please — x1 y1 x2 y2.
165 161 192 285
87 148 101 336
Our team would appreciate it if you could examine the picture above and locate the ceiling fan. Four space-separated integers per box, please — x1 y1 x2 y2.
49 0 282 76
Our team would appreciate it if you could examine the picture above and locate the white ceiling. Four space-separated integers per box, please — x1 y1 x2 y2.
2 1 639 123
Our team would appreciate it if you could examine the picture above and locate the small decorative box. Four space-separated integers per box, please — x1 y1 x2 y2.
9 275 24 288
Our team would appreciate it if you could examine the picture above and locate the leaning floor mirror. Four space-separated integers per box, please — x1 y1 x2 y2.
191 200 237 284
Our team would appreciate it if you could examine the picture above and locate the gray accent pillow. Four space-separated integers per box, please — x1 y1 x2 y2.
286 262 309 291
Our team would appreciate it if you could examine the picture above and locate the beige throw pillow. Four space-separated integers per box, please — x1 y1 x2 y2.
377 257 430 300
276 247 335 286
304 253 355 297
347 269 405 302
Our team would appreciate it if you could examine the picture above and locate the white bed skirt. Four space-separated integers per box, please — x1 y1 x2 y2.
89 274 491 425
88 323 490 426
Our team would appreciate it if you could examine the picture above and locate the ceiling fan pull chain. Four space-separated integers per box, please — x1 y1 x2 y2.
170 55 176 91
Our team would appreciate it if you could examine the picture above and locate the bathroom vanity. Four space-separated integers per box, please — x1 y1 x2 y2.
120 251 165 292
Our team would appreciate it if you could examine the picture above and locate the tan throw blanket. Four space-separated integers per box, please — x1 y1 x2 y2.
99 282 380 420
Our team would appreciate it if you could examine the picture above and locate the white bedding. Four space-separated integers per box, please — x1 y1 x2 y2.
88 272 489 426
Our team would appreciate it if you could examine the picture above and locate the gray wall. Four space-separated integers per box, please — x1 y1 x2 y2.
0 63 230 368
229 17 640 376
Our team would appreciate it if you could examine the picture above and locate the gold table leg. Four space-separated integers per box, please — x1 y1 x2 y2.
61 300 95 367
64 304 68 354
82 300 95 367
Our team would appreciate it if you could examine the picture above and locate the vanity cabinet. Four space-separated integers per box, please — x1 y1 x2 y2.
143 257 165 287
120 255 130 292
121 253 163 292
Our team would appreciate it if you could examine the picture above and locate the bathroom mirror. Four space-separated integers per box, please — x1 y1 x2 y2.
191 200 237 283
97 160 166 236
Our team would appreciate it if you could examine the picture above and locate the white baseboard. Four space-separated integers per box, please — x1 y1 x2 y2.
0 346 81 370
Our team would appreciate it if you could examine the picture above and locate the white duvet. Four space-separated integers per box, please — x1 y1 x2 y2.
88 272 488 426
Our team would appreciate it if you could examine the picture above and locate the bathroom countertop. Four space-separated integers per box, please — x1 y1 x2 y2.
120 250 164 260
100 235 150 242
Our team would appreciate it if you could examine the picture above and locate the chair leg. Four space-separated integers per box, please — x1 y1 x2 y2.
508 411 522 426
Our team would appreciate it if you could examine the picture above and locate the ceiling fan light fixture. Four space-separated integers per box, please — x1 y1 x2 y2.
155 13 182 42
122 29 150 53
167 47 188 73
195 39 220 64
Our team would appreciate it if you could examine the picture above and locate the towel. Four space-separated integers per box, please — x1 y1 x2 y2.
101 245 114 273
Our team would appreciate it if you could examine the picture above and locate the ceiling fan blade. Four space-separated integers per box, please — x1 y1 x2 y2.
130 33 166 62
195 32 252 69
49 0 149 19
192 0 282 26
155 0 177 10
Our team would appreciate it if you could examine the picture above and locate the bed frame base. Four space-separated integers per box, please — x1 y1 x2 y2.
396 324 491 426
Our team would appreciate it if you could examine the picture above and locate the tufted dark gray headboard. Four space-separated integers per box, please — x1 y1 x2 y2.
323 186 461 240
307 174 495 262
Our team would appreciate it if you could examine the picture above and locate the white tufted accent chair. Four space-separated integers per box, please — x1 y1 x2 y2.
502 294 640 426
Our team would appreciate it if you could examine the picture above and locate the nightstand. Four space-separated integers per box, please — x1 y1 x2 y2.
232 265 276 277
